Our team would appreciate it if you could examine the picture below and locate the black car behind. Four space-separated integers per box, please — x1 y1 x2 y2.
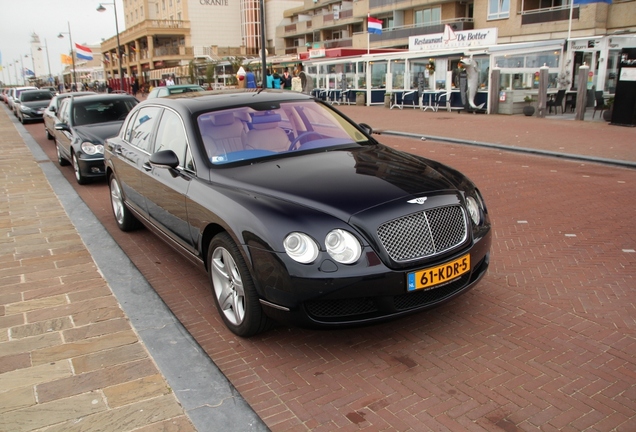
54 93 139 184
14 90 54 124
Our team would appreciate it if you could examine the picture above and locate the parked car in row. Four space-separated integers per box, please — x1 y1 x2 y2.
43 91 96 140
13 89 54 124
146 84 205 99
8 86 38 112
105 89 492 337
54 93 139 184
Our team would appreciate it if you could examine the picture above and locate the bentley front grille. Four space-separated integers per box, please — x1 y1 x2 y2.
377 205 467 262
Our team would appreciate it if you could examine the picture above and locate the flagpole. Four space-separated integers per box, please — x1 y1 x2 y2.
367 13 370 55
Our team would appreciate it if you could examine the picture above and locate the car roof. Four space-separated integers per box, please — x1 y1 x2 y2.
166 84 204 89
138 89 312 113
55 91 97 99
67 93 138 104
21 89 52 94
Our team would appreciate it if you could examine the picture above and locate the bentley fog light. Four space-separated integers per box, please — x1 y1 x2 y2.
284 232 319 264
325 229 361 264
466 196 481 225
81 142 104 155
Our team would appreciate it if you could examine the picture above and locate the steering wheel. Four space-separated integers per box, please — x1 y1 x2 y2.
288 131 323 151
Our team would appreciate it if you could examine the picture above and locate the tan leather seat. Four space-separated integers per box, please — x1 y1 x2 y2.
245 113 289 153
202 112 246 159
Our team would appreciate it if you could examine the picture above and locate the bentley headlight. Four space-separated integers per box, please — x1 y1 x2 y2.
325 229 361 264
81 141 104 155
284 232 319 264
466 196 481 225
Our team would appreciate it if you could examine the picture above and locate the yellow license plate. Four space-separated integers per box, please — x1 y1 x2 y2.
407 254 470 292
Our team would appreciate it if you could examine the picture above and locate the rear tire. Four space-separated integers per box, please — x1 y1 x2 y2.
109 173 140 231
45 127 53 140
56 143 69 166
208 233 273 337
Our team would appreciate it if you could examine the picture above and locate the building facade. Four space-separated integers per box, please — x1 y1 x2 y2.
278 0 635 109
99 0 302 88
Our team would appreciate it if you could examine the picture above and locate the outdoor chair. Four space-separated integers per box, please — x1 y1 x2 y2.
564 92 576 112
401 90 419 109
592 91 609 119
546 89 566 114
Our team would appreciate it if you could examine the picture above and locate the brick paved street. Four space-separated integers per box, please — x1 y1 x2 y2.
2 100 636 431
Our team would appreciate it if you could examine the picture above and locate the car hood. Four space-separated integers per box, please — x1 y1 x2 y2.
74 122 124 143
215 144 466 221
21 101 51 109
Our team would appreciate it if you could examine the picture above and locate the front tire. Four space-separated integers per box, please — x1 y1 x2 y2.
72 152 88 185
208 233 273 337
109 173 140 231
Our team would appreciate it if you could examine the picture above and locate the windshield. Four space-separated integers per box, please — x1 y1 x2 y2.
197 100 368 165
21 91 53 102
73 98 138 126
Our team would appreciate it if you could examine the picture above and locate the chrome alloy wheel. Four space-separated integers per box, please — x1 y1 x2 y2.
110 176 125 226
211 246 246 326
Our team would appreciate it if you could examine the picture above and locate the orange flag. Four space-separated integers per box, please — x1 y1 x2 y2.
61 54 73 65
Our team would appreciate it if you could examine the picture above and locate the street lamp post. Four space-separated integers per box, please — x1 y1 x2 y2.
58 21 78 88
25 53 36 83
19 55 25 85
38 39 53 85
12 61 19 86
97 2 125 93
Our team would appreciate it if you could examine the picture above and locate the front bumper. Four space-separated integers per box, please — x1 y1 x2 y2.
77 155 106 179
250 229 492 328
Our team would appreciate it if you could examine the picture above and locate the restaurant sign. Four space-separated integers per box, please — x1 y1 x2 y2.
409 27 498 52
309 49 326 58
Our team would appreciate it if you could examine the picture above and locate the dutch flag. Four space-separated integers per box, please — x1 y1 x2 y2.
75 43 94 61
368 16 382 35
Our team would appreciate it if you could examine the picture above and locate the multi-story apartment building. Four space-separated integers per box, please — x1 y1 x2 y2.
100 0 302 88
277 0 635 108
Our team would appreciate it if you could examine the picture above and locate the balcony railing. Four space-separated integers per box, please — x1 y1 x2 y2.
323 38 353 49
370 19 473 43
520 5 579 25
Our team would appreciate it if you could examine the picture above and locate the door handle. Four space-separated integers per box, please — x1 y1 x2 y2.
143 162 152 172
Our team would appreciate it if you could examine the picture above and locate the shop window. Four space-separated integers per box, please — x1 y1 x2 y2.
370 61 387 89
488 0 510 20
605 50 619 94
391 61 405 89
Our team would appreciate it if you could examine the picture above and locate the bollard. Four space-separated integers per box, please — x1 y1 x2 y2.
575 64 589 121
537 65 549 118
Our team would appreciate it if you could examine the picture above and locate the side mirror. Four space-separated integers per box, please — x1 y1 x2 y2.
358 123 373 136
54 122 70 132
149 150 180 169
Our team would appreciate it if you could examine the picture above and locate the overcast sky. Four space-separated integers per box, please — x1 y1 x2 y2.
1 0 125 83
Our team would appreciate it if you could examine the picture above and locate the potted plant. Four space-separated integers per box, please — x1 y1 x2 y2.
384 92 391 108
356 91 365 106
523 95 535 116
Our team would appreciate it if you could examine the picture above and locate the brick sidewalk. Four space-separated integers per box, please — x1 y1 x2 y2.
336 105 636 164
0 112 194 431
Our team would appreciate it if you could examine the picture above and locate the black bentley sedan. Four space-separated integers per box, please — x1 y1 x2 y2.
54 93 138 184
105 90 491 337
